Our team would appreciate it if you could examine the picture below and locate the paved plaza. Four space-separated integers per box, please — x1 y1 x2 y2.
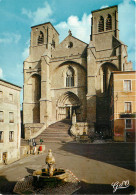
0 142 135 194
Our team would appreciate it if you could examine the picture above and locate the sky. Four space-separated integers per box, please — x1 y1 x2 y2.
0 0 135 104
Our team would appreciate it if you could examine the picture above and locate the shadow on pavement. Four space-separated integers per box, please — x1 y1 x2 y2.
60 143 135 171
25 167 35 174
0 175 16 194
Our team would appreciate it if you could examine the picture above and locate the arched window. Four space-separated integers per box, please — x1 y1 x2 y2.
106 14 112 31
68 42 73 48
98 16 104 32
52 39 55 48
66 67 74 87
38 31 44 44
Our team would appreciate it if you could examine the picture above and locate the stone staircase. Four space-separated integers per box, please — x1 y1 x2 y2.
34 119 73 144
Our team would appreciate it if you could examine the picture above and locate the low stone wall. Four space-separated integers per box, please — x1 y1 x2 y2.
70 122 89 136
24 123 44 139
20 145 46 158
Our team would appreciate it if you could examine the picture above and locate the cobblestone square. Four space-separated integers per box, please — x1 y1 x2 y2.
0 142 135 194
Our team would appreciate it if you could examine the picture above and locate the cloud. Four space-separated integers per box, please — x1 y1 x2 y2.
0 33 21 44
0 68 3 78
22 1 53 25
100 5 109 9
22 47 29 59
22 39 30 59
55 13 92 43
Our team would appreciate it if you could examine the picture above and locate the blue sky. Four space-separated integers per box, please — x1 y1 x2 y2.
0 0 135 104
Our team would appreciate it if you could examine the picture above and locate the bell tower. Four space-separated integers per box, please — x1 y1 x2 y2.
91 5 119 53
86 6 119 131
30 22 59 61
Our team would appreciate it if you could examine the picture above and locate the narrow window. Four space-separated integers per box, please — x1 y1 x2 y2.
126 119 132 129
9 131 14 142
0 111 4 122
38 31 44 44
124 80 131 92
68 42 73 48
0 131 3 143
0 91 3 98
106 14 112 30
125 102 131 113
9 112 14 123
66 67 74 87
9 94 13 101
52 39 55 48
98 16 104 32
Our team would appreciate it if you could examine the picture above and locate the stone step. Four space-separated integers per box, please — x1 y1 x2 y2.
46 128 70 131
48 125 71 129
35 137 72 144
35 119 72 143
36 135 70 138
40 133 69 136
41 130 69 133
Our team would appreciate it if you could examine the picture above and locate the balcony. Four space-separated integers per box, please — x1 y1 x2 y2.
120 113 136 118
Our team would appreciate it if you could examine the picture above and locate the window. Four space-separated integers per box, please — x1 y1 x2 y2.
106 14 112 30
9 112 14 123
38 31 44 44
9 131 14 142
98 16 104 32
0 91 3 98
9 94 13 101
0 111 4 122
125 102 131 113
0 131 3 143
66 67 74 87
52 39 55 48
124 80 131 92
68 42 73 48
126 119 132 129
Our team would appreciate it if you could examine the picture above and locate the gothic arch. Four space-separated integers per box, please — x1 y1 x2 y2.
56 61 86 72
106 14 112 31
56 91 81 120
99 62 118 93
31 74 41 102
27 72 41 84
98 16 104 32
53 61 86 88
57 91 80 107
38 31 44 44
66 66 74 87
31 74 41 123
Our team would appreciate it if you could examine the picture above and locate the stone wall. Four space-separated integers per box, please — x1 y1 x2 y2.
0 80 21 164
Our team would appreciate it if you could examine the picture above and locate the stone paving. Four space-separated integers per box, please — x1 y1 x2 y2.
0 142 135 194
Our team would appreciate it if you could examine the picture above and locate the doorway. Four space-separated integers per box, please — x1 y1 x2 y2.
66 107 70 119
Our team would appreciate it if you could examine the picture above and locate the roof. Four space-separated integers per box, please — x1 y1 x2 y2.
60 34 88 46
112 71 135 74
92 5 118 13
31 22 59 35
0 79 22 89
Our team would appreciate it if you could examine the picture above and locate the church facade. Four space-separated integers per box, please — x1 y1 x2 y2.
23 5 132 139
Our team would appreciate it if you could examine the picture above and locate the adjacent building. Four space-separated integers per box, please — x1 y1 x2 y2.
0 79 21 164
23 5 133 140
109 71 136 142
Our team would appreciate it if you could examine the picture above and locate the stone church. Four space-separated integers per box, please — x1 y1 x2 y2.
23 5 132 139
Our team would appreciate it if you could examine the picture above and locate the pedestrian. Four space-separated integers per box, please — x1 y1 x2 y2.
33 141 37 155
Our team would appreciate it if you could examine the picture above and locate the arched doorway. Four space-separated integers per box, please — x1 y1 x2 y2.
56 92 81 121
100 62 118 93
31 74 41 123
